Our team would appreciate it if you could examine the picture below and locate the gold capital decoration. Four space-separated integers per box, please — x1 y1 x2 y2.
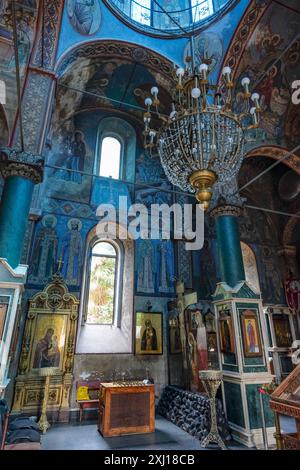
210 204 242 219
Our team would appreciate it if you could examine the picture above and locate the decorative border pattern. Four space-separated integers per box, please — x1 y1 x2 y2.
0 162 42 183
245 145 300 174
31 0 64 70
56 40 174 80
219 0 270 80
13 71 53 153
210 204 242 218
270 399 300 419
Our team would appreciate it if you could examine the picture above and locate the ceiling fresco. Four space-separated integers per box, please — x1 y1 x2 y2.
232 0 300 151
54 42 174 132
0 0 38 142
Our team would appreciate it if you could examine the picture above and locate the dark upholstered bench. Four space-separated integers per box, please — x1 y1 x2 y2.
76 380 101 422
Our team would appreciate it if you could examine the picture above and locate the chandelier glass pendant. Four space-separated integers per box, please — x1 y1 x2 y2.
142 40 261 210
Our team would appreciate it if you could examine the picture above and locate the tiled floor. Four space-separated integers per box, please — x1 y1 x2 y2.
41 416 246 451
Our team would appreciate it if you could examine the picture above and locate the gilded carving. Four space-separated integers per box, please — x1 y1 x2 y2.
12 274 79 419
210 204 242 219
0 162 42 184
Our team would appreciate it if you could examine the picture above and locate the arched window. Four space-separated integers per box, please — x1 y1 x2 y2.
95 117 136 184
99 136 121 179
86 240 122 325
77 224 133 354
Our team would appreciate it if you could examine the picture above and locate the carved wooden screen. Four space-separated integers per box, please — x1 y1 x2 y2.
12 274 79 420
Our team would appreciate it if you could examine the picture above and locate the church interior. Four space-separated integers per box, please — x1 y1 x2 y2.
0 0 300 452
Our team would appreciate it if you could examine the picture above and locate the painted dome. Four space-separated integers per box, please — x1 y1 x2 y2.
105 0 235 36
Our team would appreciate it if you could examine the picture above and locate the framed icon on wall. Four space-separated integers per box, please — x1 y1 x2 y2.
135 312 163 355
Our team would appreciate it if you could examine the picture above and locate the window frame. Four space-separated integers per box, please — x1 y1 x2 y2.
83 238 124 328
97 132 124 180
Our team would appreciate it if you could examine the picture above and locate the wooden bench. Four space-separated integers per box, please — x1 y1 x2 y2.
76 380 101 423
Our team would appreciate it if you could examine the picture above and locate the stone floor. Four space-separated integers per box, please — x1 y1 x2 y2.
41 416 247 451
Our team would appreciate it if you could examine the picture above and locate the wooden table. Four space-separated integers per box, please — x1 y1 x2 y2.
98 381 155 437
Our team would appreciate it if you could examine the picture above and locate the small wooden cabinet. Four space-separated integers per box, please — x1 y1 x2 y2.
98 382 155 437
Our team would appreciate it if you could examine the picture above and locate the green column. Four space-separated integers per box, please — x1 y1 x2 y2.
0 163 41 269
211 205 245 288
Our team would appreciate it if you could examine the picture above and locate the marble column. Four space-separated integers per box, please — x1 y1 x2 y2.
210 204 245 287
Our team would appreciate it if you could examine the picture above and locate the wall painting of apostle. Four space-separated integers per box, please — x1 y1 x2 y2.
240 309 263 358
31 314 67 371
135 312 163 355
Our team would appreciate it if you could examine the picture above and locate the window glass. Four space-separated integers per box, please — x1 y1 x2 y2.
86 242 117 324
106 0 233 35
99 136 121 179
191 0 213 22
131 0 151 25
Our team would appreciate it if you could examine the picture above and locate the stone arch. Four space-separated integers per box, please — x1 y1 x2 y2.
245 145 300 175
55 39 175 84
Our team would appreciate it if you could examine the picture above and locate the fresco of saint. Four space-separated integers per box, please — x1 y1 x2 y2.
60 218 83 286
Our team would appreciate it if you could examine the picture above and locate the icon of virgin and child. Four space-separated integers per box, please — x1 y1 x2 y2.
33 327 61 369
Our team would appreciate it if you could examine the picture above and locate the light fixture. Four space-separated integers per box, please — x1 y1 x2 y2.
142 39 261 210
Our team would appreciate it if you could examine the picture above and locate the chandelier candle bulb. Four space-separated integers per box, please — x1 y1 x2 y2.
151 86 159 106
191 87 201 99
176 67 185 86
144 97 153 117
241 76 250 96
222 66 232 85
251 92 260 110
199 63 208 82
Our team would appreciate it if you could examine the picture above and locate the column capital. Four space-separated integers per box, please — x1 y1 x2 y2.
0 148 43 184
210 204 242 219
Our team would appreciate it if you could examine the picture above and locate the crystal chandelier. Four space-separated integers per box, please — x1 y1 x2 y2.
142 41 261 210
